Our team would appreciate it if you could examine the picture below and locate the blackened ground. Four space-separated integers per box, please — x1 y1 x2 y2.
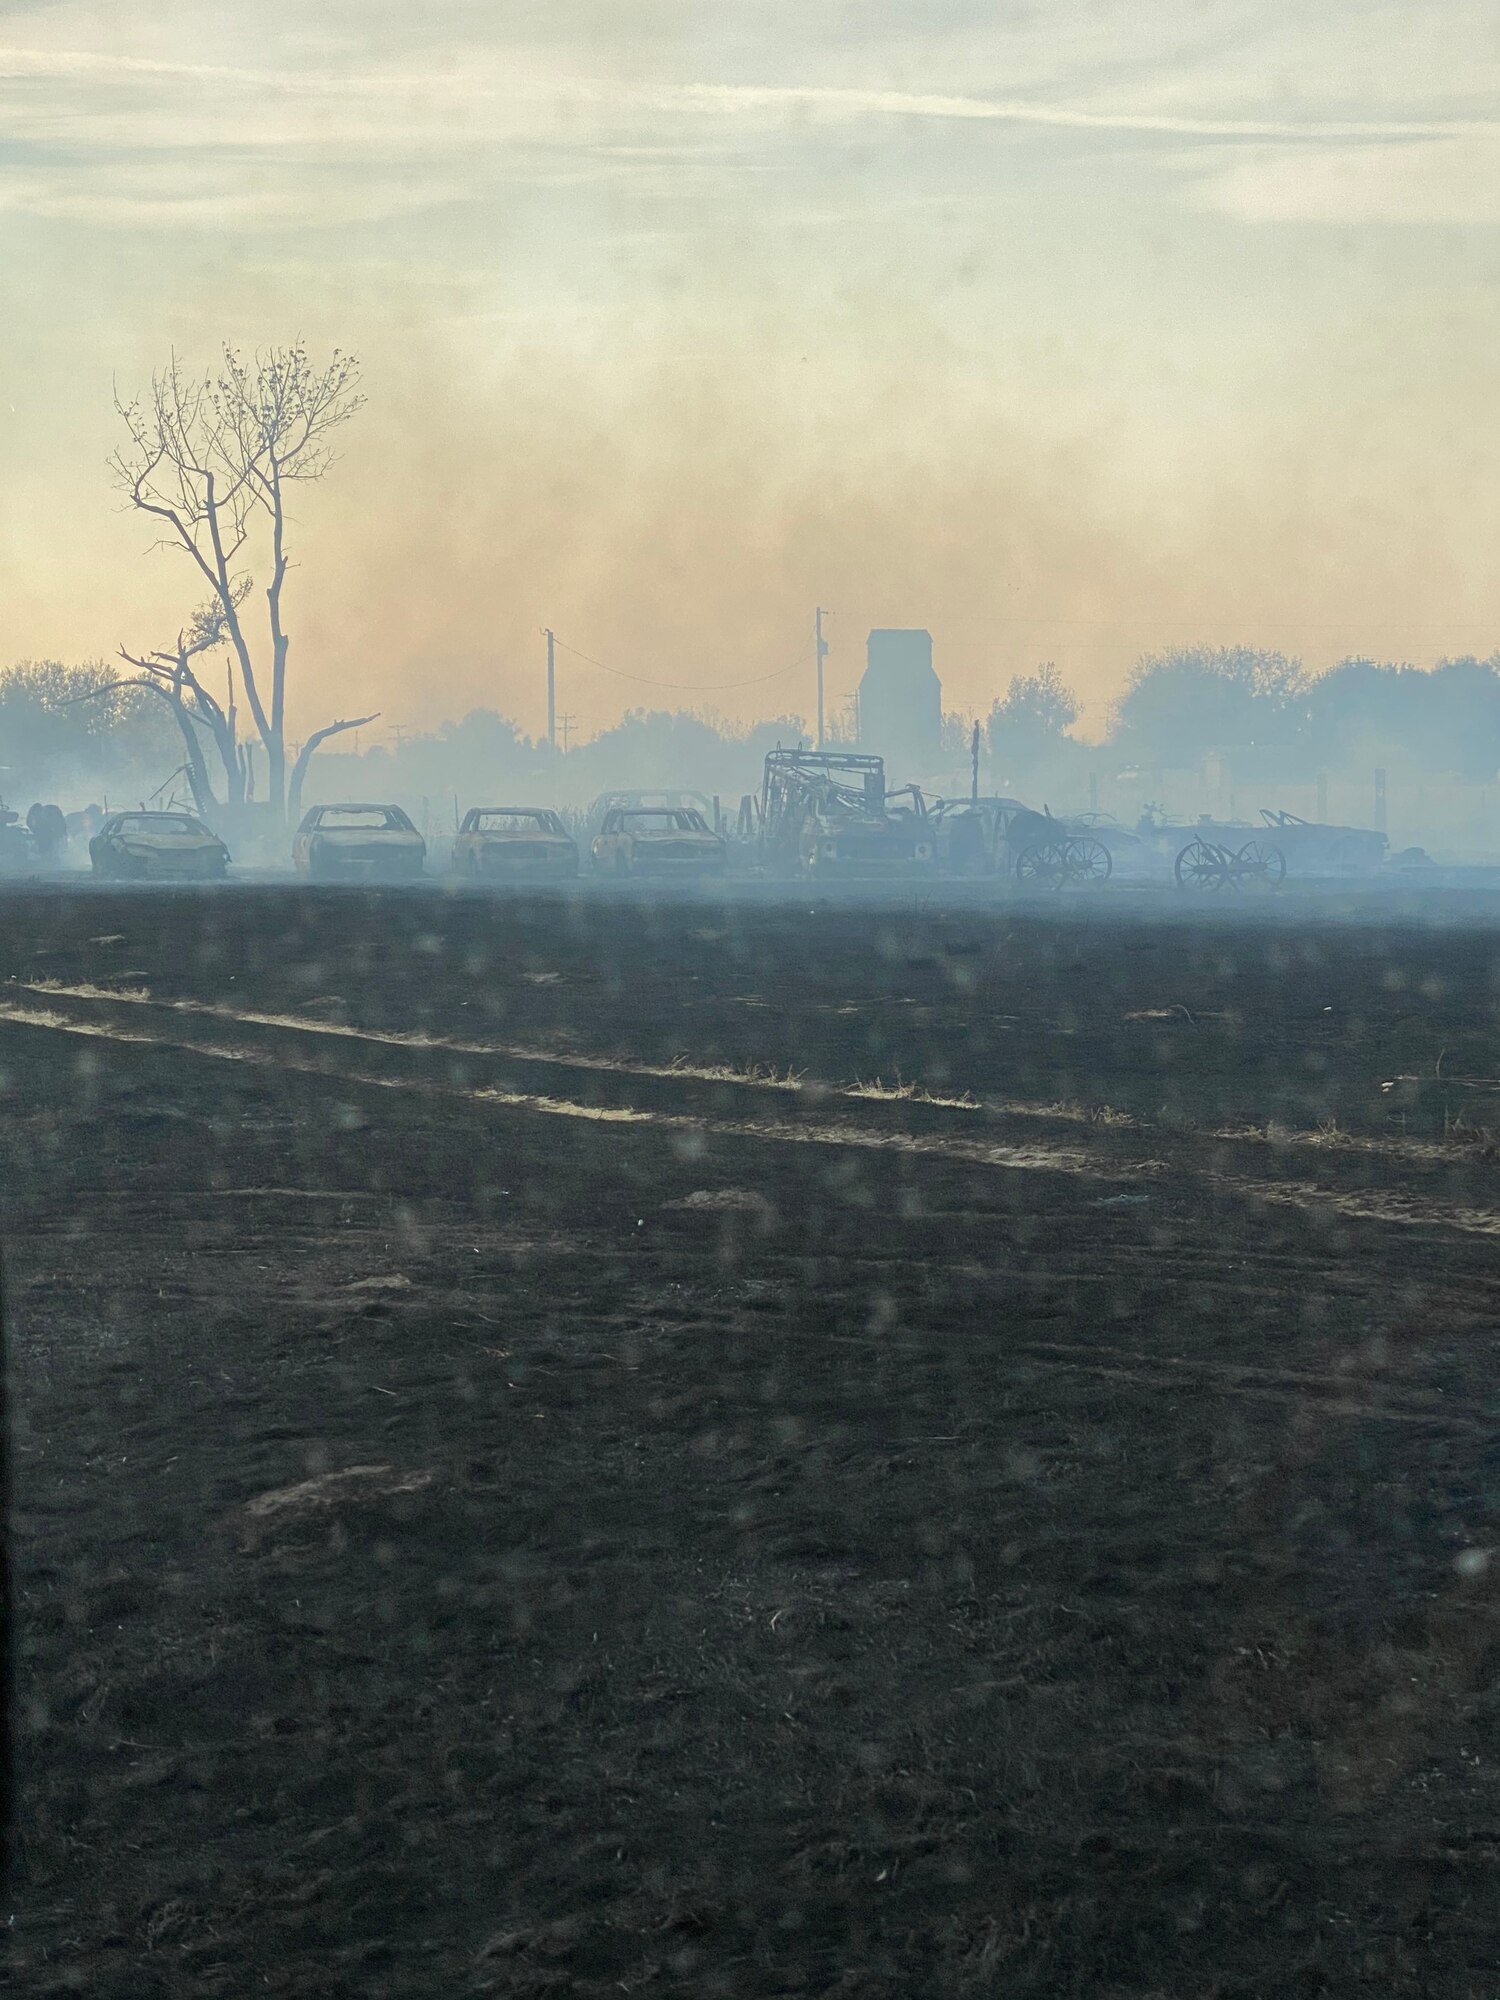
2 884 1499 1997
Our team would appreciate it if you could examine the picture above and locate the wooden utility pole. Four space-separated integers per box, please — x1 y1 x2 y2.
815 608 828 749
545 629 556 750
971 721 981 803
558 713 576 754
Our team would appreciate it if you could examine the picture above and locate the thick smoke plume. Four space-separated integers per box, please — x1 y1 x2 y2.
282 309 1500 744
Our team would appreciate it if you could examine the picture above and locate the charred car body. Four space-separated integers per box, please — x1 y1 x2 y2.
1246 810 1386 875
90 810 229 880
1132 807 1385 887
454 807 579 880
925 796 1037 876
591 806 727 877
760 750 936 878
293 803 426 881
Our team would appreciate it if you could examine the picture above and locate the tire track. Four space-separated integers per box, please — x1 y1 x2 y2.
6 998 1489 1437
6 988 1500 1246
1001 1338 1487 1432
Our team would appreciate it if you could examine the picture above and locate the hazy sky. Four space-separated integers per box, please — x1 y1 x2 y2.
4 2 1499 740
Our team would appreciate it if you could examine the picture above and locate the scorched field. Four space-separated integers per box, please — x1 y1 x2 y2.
3 882 1500 1997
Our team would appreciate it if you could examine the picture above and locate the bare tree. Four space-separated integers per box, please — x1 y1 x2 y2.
111 343 367 819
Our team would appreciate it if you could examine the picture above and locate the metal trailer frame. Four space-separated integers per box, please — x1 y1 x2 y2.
758 749 935 878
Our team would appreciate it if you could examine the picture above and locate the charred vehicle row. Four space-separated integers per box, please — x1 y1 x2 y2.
16 774 1390 892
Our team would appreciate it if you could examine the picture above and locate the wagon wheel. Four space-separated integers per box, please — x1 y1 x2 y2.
1063 836 1112 885
1174 837 1229 890
1014 839 1071 889
1234 839 1286 889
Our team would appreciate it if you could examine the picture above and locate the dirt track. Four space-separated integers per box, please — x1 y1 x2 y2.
5 884 1500 1996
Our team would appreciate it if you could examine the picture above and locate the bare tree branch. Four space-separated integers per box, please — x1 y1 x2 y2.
67 676 220 813
115 576 258 807
115 659 218 734
287 712 379 825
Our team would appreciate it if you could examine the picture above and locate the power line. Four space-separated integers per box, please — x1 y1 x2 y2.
549 631 811 693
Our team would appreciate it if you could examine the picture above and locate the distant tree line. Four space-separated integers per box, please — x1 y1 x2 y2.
318 705 808 811
9 645 1500 818
0 667 813 816
0 661 179 807
986 647 1500 789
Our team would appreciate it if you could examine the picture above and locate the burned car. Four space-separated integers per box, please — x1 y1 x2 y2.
1250 809 1386 875
293 803 426 881
453 807 579 880
89 809 229 880
591 806 727 878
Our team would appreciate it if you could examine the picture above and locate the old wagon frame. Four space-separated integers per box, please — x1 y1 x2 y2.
1173 834 1286 891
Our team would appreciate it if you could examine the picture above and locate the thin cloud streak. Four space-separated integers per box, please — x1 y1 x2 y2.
671 82 1500 142
3 45 1497 142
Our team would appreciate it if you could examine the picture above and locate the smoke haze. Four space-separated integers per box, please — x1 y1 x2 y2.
4 1 1500 741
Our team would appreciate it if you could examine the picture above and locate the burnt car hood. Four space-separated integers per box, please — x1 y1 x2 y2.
608 831 720 847
311 828 424 846
468 832 573 848
108 830 223 853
